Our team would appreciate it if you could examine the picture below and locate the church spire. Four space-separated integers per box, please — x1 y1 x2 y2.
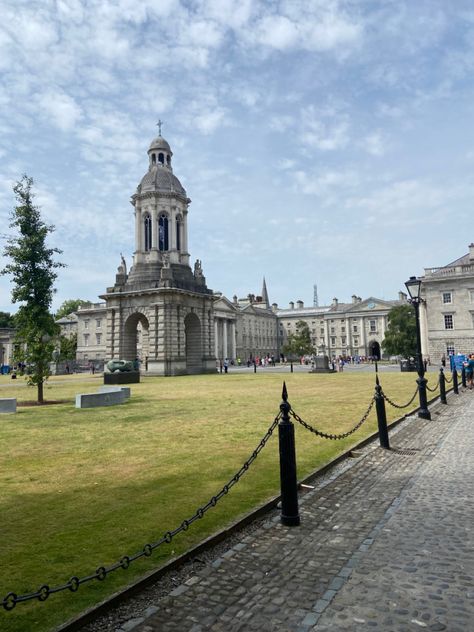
261 277 269 307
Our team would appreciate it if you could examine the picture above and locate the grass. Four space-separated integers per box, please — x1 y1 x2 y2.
0 369 432 631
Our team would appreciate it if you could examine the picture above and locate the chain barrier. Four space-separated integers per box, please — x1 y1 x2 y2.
381 386 419 409
426 379 440 393
2 412 282 611
444 374 453 384
289 397 375 441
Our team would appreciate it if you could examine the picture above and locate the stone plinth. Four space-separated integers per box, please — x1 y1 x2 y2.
75 391 125 409
98 386 131 399
104 371 140 384
309 356 335 374
0 398 16 414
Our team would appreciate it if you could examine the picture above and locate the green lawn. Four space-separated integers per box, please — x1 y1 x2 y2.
0 370 431 631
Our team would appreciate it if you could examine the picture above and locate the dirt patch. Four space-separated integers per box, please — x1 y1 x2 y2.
17 399 71 407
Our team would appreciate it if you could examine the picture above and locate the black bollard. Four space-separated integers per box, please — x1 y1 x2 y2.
453 368 459 394
278 382 300 526
254 362 257 373
290 362 293 373
439 367 447 405
462 365 467 388
374 374 390 449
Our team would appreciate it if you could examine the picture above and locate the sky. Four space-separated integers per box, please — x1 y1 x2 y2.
1 0 474 314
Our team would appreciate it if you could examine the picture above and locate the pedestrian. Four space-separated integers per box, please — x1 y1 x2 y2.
467 354 474 389
441 354 446 368
224 358 229 373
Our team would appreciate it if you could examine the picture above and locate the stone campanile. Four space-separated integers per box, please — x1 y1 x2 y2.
101 129 216 375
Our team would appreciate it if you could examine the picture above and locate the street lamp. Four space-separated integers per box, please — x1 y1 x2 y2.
405 276 431 420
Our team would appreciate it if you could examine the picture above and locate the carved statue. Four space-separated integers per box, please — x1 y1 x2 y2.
162 253 170 268
117 253 127 275
194 259 203 276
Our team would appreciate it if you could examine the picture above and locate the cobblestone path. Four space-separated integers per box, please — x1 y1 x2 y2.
122 392 474 632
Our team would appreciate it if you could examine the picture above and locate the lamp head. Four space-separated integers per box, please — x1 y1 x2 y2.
405 276 421 301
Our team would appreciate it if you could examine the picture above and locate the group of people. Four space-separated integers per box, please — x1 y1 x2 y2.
463 355 474 389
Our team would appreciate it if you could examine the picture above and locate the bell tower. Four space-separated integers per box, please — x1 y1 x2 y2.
101 127 216 375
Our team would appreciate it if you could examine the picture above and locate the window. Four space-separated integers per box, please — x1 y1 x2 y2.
144 213 152 251
446 344 455 356
331 337 336 345
84 333 89 346
176 218 181 250
96 319 101 328
96 333 101 345
444 314 453 330
470 290 474 303
341 337 346 345
471 313 474 328
320 328 324 335
158 213 169 251
354 338 359 345
84 320 89 330
341 326 345 333
330 327 335 334
369 319 376 332
353 325 358 333
442 292 452 304
158 152 164 164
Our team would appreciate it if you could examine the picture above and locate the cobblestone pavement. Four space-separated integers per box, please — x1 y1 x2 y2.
120 391 474 632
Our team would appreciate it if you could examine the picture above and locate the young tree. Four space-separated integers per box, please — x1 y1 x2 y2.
59 332 77 360
382 304 417 359
55 299 88 320
282 320 315 358
1 175 64 402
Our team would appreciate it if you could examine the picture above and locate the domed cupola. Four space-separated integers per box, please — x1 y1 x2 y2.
148 134 172 168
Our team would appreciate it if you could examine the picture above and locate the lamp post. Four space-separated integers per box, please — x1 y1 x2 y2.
405 276 431 420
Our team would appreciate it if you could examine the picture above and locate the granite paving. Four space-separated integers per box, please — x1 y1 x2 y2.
120 390 474 632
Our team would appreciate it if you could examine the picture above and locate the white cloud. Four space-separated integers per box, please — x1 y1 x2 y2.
37 90 83 131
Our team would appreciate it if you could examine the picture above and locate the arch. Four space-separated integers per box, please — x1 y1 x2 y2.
158 213 169 251
166 154 171 166
151 153 156 164
158 152 164 164
369 340 381 360
123 312 150 365
144 213 152 251
185 312 201 373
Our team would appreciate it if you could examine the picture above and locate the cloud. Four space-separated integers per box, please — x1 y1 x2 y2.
37 90 83 131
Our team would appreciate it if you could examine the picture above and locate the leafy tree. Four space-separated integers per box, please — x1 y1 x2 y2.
382 304 417 358
59 332 77 360
0 311 15 328
282 320 315 358
1 175 64 402
56 299 88 320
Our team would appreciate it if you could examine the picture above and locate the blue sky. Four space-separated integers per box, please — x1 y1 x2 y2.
1 0 474 313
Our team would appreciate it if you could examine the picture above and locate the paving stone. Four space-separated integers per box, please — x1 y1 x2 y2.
120 394 474 632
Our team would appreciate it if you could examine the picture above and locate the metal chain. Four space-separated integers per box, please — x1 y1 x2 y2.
444 375 453 384
2 412 282 611
381 386 419 409
426 379 440 393
289 397 375 441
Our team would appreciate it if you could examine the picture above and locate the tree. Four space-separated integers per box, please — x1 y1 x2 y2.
382 304 417 358
1 175 64 402
56 299 88 320
282 320 315 358
0 311 15 328
59 332 77 360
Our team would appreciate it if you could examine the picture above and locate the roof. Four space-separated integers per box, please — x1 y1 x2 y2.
148 135 172 153
137 166 187 198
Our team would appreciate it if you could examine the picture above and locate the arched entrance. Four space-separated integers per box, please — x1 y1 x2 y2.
369 340 381 360
123 313 150 367
185 312 201 374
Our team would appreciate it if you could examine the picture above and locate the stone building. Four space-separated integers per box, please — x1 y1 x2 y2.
75 303 106 363
276 294 407 360
0 328 15 368
420 243 474 362
90 132 216 375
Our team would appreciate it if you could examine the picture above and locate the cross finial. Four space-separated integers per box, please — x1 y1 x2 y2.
157 119 163 135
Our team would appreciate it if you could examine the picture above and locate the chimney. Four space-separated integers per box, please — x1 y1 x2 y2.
352 294 357 304
233 295 238 305
332 297 338 307
398 291 407 301
289 301 294 309
271 302 278 312
296 300 304 309
469 243 474 261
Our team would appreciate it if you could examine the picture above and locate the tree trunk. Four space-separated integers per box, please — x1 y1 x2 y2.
38 380 44 404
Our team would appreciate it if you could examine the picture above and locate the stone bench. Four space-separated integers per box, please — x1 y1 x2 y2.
0 398 17 414
75 390 126 409
98 386 131 399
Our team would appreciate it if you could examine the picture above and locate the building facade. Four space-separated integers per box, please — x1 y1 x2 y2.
276 294 407 360
420 243 474 363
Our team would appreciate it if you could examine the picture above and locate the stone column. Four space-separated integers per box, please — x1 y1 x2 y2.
360 317 367 354
135 209 141 251
231 321 236 360
223 320 228 359
151 206 158 249
170 208 176 251
215 319 219 359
